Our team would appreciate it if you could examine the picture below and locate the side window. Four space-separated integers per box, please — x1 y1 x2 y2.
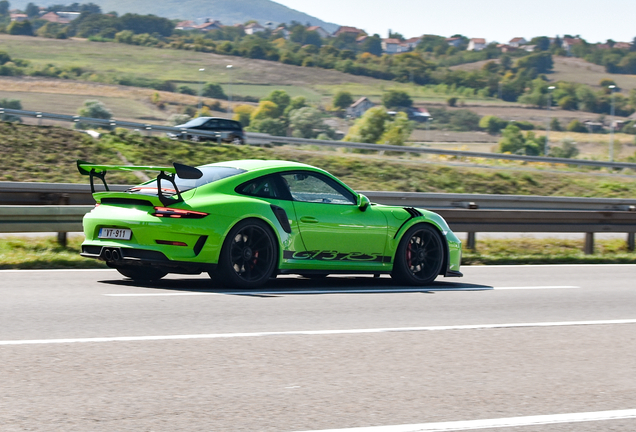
281 172 356 205
204 119 220 130
237 176 281 199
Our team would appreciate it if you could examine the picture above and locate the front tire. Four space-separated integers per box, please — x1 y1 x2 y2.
391 224 444 286
216 219 278 289
116 266 167 282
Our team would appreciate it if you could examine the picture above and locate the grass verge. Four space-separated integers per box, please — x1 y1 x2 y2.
1 236 634 270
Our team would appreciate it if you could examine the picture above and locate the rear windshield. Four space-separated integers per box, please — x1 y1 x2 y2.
128 166 245 194
179 117 209 128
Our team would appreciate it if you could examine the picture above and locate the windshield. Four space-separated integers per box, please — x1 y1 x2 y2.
179 117 209 128
128 166 246 195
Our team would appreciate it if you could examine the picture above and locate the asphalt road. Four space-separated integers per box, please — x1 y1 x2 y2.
1 265 635 432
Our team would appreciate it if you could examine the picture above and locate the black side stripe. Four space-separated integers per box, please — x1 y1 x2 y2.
393 207 423 239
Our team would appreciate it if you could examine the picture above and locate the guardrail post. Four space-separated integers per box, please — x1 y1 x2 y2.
57 194 70 247
466 232 476 250
584 232 594 255
628 233 635 252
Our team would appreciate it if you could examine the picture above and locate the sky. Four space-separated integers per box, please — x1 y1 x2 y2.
273 0 636 44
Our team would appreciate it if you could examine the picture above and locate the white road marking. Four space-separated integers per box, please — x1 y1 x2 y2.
1 319 635 346
104 286 578 296
290 409 636 432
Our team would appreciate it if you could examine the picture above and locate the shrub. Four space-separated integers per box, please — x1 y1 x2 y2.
447 96 458 107
479 115 508 134
567 119 588 133
201 83 227 100
177 85 196 95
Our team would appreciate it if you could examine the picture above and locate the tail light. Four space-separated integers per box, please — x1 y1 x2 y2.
152 207 208 219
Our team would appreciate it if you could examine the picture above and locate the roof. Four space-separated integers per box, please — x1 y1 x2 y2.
509 37 526 43
350 97 373 108
471 38 486 44
383 38 401 45
208 159 315 172
40 11 70 23
334 26 364 36
245 22 264 29
306 26 323 31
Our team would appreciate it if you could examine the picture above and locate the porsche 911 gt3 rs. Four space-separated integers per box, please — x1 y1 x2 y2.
78 159 462 288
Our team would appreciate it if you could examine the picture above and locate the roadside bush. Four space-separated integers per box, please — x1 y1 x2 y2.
567 119 588 133
76 100 112 130
176 85 196 95
479 115 508 134
549 138 579 159
0 98 22 122
232 104 256 127
201 83 227 100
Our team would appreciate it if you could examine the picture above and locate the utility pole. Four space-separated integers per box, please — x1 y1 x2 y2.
545 86 555 156
609 84 616 162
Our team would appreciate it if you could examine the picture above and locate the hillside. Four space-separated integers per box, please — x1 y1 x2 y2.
2 122 636 198
451 56 636 91
9 0 340 32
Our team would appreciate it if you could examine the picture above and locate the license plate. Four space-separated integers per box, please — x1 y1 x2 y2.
98 228 132 240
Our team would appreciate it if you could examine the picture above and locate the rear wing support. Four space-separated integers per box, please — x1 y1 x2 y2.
77 160 202 206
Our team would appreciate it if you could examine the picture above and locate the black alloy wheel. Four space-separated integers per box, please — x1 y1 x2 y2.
217 219 278 289
391 224 444 286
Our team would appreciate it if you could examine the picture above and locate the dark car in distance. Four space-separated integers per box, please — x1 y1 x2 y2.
168 117 245 144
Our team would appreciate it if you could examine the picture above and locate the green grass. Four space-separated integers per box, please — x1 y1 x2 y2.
462 237 636 265
0 236 106 269
1 236 633 269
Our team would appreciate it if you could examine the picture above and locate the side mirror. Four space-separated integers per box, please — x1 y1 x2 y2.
358 194 370 212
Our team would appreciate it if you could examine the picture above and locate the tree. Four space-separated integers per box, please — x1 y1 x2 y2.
549 138 579 158
550 118 563 132
332 90 353 110
344 106 390 144
0 1 9 15
516 52 554 74
25 2 39 17
382 90 412 109
251 100 279 121
201 83 227 100
497 125 542 155
0 98 22 122
247 118 286 136
360 34 382 56
232 104 256 127
262 90 290 117
479 115 508 135
76 99 112 129
567 119 588 133
289 107 332 138
380 112 413 146
7 20 33 36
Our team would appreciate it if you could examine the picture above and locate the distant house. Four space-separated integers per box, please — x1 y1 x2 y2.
306 26 330 39
56 11 80 21
446 37 463 48
613 42 632 50
9 13 28 22
562 37 584 54
522 45 536 52
333 26 365 37
356 35 368 44
407 107 431 122
508 37 527 48
39 11 70 24
346 97 375 118
175 20 197 31
194 19 223 32
272 26 290 39
402 36 422 50
596 43 612 50
497 44 516 53
467 38 487 51
245 22 265 35
382 38 403 54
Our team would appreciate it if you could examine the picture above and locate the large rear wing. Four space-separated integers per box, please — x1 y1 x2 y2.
77 160 202 206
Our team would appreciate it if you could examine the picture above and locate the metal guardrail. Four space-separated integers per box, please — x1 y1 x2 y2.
4 107 636 170
2 181 636 211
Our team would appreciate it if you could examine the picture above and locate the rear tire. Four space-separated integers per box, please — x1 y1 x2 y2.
116 266 167 282
216 219 278 289
391 224 444 286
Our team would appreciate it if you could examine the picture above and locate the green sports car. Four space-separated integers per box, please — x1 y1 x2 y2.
78 159 462 288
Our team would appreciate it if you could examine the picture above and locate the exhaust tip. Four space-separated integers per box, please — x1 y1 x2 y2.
103 249 112 260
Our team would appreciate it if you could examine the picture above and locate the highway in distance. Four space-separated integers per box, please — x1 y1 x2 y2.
1 264 635 431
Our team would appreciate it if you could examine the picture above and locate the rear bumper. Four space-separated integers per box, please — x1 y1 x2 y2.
81 245 216 274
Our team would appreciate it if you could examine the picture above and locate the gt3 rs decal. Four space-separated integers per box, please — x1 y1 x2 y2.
284 250 391 263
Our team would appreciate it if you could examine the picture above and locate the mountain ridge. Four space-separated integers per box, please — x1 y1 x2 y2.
9 0 340 32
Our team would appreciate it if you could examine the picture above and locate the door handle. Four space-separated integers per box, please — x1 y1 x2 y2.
300 216 318 224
